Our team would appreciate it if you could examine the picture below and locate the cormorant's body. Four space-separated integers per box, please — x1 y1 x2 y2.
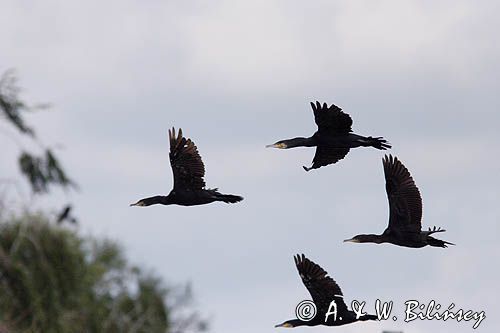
136 189 242 207
347 227 452 248
275 254 378 329
344 155 454 248
281 133 388 149
267 102 391 171
130 128 243 207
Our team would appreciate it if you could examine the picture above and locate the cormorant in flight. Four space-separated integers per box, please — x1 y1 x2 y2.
267 101 391 171
344 155 454 248
130 128 243 207
56 204 77 224
275 254 378 328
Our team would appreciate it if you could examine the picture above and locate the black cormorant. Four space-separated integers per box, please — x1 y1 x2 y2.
344 155 454 248
275 254 378 328
56 204 77 224
266 102 391 171
130 128 243 207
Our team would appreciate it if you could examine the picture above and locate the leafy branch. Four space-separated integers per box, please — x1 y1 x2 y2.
0 70 75 194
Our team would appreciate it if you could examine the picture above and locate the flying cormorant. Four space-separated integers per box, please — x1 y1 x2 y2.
275 254 378 328
56 204 77 224
267 101 391 171
344 155 454 248
130 128 243 207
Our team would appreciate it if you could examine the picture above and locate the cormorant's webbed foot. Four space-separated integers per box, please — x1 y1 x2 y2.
303 165 313 172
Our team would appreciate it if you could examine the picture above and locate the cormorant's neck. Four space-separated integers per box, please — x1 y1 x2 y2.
367 234 386 244
275 319 309 328
140 195 172 206
282 137 316 148
345 234 386 244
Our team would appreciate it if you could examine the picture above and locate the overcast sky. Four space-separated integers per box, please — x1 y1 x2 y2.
1 1 499 332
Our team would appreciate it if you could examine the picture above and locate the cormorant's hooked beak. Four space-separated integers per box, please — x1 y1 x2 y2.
343 238 360 243
130 201 145 207
275 322 293 328
266 142 287 149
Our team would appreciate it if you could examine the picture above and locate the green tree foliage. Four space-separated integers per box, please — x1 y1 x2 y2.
0 70 35 137
0 70 74 194
18 150 74 194
0 213 207 333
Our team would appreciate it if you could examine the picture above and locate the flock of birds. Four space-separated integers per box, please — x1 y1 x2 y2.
130 102 454 329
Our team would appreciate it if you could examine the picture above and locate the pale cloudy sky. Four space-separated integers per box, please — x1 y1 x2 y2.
1 1 499 332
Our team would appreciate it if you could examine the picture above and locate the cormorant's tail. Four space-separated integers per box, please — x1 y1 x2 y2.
217 194 243 203
210 189 243 204
428 236 455 248
364 136 391 150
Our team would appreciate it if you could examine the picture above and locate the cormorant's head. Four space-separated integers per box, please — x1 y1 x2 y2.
130 199 148 207
275 319 303 328
266 140 289 149
344 234 383 244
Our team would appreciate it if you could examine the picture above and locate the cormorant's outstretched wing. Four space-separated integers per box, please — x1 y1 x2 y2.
383 155 422 234
310 101 352 134
169 128 206 190
294 254 348 315
305 146 350 171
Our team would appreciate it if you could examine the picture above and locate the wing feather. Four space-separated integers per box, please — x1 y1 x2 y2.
383 155 422 233
169 127 206 190
295 254 348 314
311 101 353 134
307 146 350 170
